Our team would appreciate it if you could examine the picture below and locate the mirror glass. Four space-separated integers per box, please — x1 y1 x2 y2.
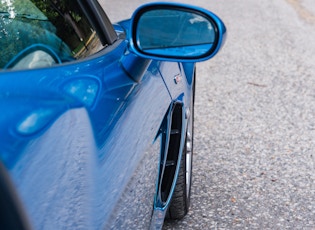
136 9 217 58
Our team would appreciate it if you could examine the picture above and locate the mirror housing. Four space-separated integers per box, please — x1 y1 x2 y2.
129 2 226 62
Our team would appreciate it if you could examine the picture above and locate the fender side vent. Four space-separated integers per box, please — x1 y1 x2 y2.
159 103 183 204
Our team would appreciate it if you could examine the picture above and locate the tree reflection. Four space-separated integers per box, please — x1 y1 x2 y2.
0 0 102 68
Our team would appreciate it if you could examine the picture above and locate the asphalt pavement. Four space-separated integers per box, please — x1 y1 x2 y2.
103 0 315 229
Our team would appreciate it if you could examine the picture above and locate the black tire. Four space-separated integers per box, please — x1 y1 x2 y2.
168 84 194 220
0 163 31 230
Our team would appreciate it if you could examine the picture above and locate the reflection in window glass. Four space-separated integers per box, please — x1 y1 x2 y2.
0 0 104 69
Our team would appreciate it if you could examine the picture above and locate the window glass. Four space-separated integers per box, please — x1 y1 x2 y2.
0 0 104 69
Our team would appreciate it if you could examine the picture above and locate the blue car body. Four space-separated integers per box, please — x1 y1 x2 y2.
0 1 226 229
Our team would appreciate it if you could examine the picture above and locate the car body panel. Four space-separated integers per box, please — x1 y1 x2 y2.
1 37 172 229
0 1 226 229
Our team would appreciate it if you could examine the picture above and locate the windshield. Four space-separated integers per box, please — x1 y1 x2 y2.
0 0 104 69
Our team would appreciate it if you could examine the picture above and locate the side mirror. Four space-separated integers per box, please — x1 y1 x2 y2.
129 2 226 62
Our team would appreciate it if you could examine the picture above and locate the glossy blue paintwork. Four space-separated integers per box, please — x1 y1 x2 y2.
0 2 226 229
1 38 171 229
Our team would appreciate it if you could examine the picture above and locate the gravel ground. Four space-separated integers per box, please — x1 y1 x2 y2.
103 0 315 229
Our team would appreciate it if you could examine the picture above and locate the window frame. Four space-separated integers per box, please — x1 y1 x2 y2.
78 0 118 46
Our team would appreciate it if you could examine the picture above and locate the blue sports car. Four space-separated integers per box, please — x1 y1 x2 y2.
0 0 226 229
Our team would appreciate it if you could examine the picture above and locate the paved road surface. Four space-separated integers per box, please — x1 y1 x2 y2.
102 0 315 229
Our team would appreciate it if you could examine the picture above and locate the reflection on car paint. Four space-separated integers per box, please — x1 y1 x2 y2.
0 1 226 229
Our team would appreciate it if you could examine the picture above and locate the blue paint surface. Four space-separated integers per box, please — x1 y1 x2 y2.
0 2 226 229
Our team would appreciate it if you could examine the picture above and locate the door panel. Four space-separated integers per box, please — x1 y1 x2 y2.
95 61 172 228
3 42 171 228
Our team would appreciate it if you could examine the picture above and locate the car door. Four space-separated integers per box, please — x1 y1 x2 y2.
1 35 172 230
89 56 172 229
0 1 171 229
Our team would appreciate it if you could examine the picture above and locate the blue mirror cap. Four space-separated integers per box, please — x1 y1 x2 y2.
129 2 227 62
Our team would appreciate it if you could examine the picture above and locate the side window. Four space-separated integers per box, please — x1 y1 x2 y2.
0 0 104 69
